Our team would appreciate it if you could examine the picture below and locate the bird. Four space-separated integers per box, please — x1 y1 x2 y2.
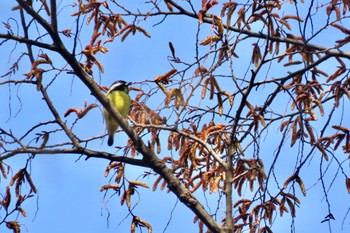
103 80 131 146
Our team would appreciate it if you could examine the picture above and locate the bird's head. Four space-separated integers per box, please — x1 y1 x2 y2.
107 80 132 94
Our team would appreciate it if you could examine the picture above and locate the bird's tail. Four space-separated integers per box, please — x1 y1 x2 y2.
107 135 114 146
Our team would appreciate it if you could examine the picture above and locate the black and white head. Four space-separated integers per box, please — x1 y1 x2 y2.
108 80 131 94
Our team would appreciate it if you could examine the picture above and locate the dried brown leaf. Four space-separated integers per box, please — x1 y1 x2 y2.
6 221 20 233
10 169 24 186
100 184 120 192
115 165 124 183
217 94 223 116
24 171 37 193
104 162 121 177
296 176 307 196
316 143 329 161
129 180 150 189
200 35 221 46
279 19 292 30
17 206 27 217
152 176 163 191
154 68 177 84
305 124 316 144
283 173 297 189
251 43 262 67
346 178 350 194
331 22 350 35
3 186 11 210
135 26 151 38
332 125 350 133
195 66 208 76
0 162 8 179
219 90 234 106
286 197 296 217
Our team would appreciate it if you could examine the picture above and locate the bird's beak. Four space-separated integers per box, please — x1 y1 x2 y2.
126 82 132 86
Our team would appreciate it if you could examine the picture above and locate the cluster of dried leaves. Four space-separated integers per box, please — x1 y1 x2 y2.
70 0 150 75
0 163 36 233
100 162 152 233
2 0 350 233
23 53 53 91
122 0 350 232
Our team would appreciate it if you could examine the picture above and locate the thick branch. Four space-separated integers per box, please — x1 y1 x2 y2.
50 0 58 32
0 147 148 167
0 33 57 51
14 3 224 231
60 51 223 232
16 0 61 46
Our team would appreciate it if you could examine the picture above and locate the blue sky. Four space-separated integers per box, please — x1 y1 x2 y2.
1 1 350 233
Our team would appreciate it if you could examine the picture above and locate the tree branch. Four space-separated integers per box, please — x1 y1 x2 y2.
16 0 61 46
0 33 57 51
0 147 148 167
12 2 223 231
162 0 350 59
50 0 58 32
40 87 81 147
131 122 226 168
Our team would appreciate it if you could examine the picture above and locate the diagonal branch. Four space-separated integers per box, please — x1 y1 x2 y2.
40 87 82 147
58 48 223 233
13 2 223 232
16 0 61 45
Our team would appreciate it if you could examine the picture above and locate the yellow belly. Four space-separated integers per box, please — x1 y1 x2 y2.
109 91 131 118
104 90 131 135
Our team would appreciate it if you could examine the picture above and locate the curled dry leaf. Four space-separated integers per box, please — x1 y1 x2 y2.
104 162 122 177
165 88 184 110
24 171 37 194
115 165 125 183
100 184 120 192
194 66 208 76
132 216 152 233
279 19 292 30
129 180 150 189
219 90 234 106
346 178 350 194
217 93 223 116
332 125 350 133
10 169 24 186
6 221 20 233
135 26 151 38
121 188 132 208
2 186 11 210
296 176 306 196
168 41 176 58
154 68 177 84
17 206 27 217
281 15 304 22
0 161 8 179
64 103 98 119
200 35 221 46
251 43 262 67
213 15 224 35
152 175 163 191
283 173 297 189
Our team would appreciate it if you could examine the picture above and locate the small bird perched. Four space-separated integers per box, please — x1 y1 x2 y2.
103 80 131 146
